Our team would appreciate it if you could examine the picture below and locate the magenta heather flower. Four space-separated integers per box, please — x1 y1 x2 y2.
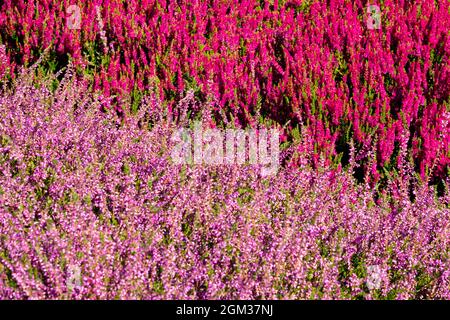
0 0 449 178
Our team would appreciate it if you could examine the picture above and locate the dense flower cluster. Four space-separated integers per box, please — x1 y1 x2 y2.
0 70 449 299
0 0 449 179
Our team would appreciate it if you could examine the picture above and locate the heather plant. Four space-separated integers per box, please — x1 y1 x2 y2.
0 68 449 299
0 0 449 180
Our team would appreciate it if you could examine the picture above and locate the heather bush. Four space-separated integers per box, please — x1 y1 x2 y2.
0 0 449 179
0 68 449 299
